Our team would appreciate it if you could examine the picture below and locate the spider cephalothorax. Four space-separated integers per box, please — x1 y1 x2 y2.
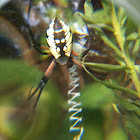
46 17 72 65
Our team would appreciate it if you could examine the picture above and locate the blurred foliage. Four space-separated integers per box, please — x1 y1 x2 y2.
79 0 139 139
111 0 140 26
0 0 139 140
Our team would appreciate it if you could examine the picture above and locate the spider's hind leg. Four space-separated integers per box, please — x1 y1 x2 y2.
28 59 56 112
28 78 46 112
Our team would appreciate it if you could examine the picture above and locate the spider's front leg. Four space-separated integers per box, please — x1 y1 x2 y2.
27 0 48 55
71 25 92 68
81 25 92 58
28 59 56 112
72 23 92 60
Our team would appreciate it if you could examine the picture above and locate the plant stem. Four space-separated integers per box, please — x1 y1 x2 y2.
111 3 140 95
82 58 138 95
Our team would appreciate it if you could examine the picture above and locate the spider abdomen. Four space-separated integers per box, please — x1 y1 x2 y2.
46 17 72 65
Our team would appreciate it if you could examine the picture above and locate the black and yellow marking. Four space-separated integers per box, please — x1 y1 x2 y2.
46 17 72 65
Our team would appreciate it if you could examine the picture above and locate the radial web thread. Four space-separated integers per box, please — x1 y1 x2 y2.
68 64 84 140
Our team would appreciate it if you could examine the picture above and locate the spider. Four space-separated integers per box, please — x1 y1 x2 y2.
27 0 91 111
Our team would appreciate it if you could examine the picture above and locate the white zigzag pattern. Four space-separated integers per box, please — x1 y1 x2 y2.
68 64 84 140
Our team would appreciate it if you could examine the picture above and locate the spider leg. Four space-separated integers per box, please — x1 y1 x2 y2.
28 79 45 112
27 0 32 22
32 85 44 112
71 26 91 68
81 25 92 57
71 57 83 68
72 24 92 58
27 0 48 55
28 59 56 111
71 50 79 57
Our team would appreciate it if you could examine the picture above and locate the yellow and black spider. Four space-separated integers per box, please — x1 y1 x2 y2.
27 0 91 112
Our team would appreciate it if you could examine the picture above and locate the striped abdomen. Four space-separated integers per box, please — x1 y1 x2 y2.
46 17 72 65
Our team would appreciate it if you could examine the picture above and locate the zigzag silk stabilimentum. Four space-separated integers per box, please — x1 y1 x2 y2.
68 64 84 140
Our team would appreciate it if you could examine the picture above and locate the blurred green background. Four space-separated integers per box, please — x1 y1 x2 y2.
0 0 139 140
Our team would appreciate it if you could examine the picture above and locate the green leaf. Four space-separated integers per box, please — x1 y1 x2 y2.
92 9 111 24
84 0 94 18
84 62 130 72
134 65 140 74
89 23 113 32
124 111 140 139
94 27 123 58
111 3 125 50
125 120 140 139
126 32 139 40
111 0 140 25
82 61 138 95
115 95 140 116
115 94 140 138
95 1 111 24
77 1 111 24
117 8 127 35
101 0 111 15
121 15 127 37
132 39 140 62
76 12 94 23
126 112 140 130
